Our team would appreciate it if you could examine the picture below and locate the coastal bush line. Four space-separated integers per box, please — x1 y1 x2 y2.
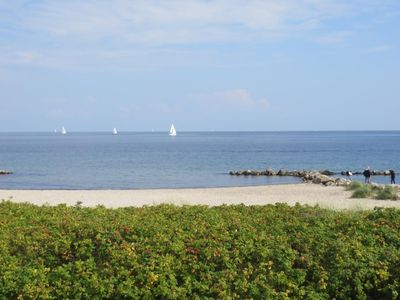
0 202 399 299
347 182 398 200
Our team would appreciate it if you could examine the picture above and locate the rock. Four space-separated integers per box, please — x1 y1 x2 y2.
319 175 333 184
320 170 335 176
334 178 351 186
312 177 322 184
0 170 12 175
287 171 300 176
265 169 275 176
325 181 336 186
372 170 386 176
228 168 396 187
277 169 288 176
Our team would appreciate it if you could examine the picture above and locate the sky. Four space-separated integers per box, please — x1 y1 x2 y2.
0 0 399 131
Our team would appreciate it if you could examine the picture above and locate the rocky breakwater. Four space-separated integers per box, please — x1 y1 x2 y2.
229 169 350 187
0 170 13 175
340 170 394 176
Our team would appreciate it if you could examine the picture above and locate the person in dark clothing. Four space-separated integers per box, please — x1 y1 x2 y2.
389 170 396 184
363 168 371 184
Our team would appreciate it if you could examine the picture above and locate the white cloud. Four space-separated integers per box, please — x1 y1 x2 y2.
10 0 355 44
316 31 353 44
366 45 393 53
194 89 269 112
1 0 398 69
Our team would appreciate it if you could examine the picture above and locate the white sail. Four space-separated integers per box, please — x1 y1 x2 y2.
169 124 176 136
112 128 118 135
61 126 67 135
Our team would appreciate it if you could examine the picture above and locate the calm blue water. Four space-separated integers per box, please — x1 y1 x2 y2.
0 131 399 189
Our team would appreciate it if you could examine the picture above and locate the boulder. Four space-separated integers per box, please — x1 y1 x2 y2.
312 177 322 184
325 181 336 186
320 170 335 176
319 175 333 184
0 170 12 175
277 169 288 176
243 170 252 176
265 169 275 176
334 178 351 186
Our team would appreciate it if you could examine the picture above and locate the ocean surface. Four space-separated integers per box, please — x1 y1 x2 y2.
0 131 399 189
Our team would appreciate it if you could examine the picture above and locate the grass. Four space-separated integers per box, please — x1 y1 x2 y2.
376 185 398 200
347 181 398 200
351 184 374 198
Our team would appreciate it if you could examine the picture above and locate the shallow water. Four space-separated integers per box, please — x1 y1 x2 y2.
0 131 398 189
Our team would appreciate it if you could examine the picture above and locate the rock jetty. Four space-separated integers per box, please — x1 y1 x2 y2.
0 170 13 175
340 170 392 176
229 169 351 186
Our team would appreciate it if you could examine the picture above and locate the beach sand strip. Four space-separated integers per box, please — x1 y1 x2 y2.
1 183 399 210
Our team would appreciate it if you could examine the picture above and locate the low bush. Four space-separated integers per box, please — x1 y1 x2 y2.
351 184 373 198
346 181 363 191
350 182 398 200
376 185 398 200
0 201 399 299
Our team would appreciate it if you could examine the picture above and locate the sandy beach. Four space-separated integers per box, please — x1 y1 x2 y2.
1 183 399 210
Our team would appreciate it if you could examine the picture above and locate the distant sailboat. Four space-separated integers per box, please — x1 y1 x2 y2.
169 124 176 136
61 126 67 135
112 128 118 135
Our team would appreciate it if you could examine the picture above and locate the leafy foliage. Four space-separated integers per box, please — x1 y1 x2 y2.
0 201 399 299
376 186 398 200
351 184 374 198
349 182 398 200
346 181 363 191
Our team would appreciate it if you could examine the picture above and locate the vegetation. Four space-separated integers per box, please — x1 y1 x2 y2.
346 181 363 191
350 184 374 199
348 181 398 200
376 186 398 200
0 201 399 299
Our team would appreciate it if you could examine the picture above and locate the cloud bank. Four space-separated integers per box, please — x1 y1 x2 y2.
0 0 397 69
5 0 352 44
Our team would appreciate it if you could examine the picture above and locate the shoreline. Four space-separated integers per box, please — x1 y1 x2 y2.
1 183 399 210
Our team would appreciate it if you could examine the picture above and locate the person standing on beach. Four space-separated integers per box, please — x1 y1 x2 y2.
363 167 371 184
390 170 396 184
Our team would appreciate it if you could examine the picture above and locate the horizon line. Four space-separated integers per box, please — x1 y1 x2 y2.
1 130 400 133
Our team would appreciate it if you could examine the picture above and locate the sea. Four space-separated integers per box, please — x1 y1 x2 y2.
0 131 399 189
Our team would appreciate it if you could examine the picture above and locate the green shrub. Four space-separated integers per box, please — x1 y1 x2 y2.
351 185 373 198
0 202 399 299
349 183 398 200
376 185 398 200
346 181 363 191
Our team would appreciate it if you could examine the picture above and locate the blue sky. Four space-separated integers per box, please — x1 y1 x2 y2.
0 0 399 131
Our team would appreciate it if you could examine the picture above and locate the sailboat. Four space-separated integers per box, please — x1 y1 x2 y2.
112 128 118 135
169 124 177 136
61 126 67 135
